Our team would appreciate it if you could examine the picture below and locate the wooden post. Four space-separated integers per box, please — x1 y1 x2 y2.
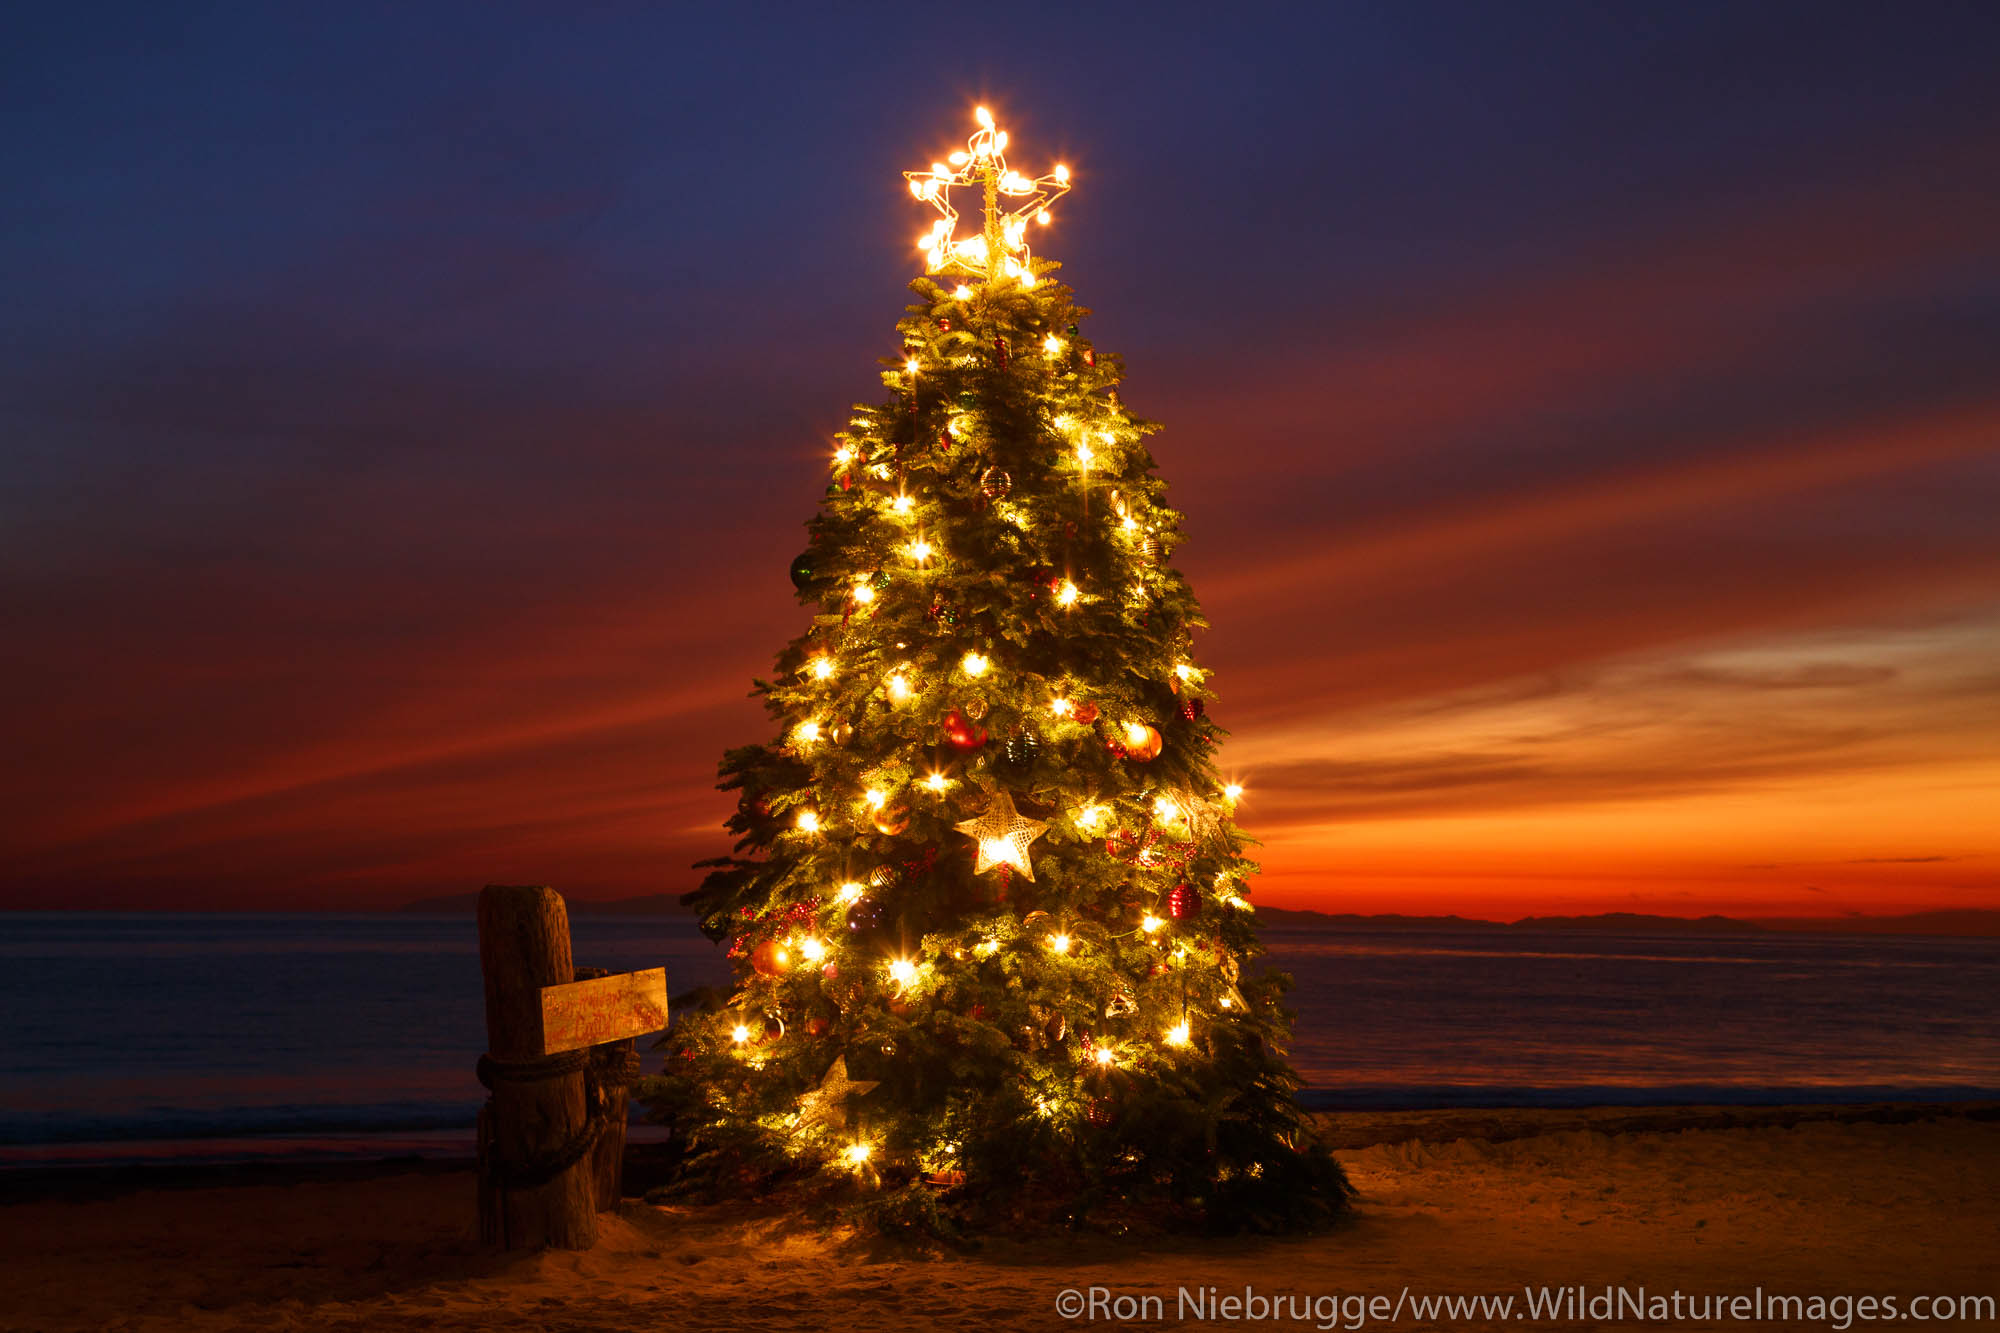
476 885 597 1251
573 967 634 1214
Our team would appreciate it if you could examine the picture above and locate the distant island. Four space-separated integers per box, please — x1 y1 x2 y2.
1253 906 2000 938
397 894 2000 938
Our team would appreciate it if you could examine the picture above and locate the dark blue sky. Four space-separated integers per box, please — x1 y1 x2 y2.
4 2 1997 912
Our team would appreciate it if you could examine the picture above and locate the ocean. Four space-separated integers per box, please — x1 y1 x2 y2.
3 912 1996 1167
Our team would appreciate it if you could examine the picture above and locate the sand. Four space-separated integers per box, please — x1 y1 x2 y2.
3 1106 1996 1331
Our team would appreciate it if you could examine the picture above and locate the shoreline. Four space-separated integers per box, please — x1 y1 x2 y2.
5 1099 1992 1205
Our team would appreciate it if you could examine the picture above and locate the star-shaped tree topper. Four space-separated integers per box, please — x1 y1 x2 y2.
795 1055 880 1133
955 788 1052 881
903 106 1072 285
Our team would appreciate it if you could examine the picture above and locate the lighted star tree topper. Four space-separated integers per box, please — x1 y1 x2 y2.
904 106 1071 285
645 104 1350 1237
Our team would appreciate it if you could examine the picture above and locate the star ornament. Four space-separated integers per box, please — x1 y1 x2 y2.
903 106 1072 283
955 789 1051 881
795 1055 881 1133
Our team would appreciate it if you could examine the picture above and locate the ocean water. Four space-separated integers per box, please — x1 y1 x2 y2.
2 913 1996 1167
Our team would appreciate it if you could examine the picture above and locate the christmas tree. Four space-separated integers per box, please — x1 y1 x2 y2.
645 109 1350 1235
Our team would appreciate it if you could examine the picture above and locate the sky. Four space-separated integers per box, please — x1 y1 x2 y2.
3 2 1996 918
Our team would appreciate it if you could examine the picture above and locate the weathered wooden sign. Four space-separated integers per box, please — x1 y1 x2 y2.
539 966 668 1055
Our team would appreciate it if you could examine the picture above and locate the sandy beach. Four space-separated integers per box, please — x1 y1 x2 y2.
3 1104 1995 1331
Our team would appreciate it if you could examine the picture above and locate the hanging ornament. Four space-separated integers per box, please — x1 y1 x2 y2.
758 1013 786 1044
1179 698 1204 723
927 593 958 627
954 789 1052 881
1140 532 1162 564
938 316 952 331
1001 728 1040 773
1086 1096 1116 1128
1043 1011 1068 1047
1122 723 1165 762
1168 881 1202 921
993 336 1008 369
1104 988 1137 1018
750 939 790 978
794 1054 881 1133
941 708 989 751
873 803 912 836
979 466 1012 501
960 693 989 721
845 896 886 935
1066 323 1079 337
868 863 902 892
789 552 819 591
1082 347 1096 367
806 1013 832 1038
1070 701 1100 726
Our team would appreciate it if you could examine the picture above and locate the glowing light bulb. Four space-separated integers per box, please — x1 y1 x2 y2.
1093 1046 1115 1066
796 720 822 744
833 446 853 465
1050 698 1074 718
1036 209 1051 225
1153 795 1182 824
1076 804 1106 831
1074 442 1094 469
795 810 820 834
865 788 887 810
960 651 989 677
1049 932 1072 954
1142 914 1163 934
1122 515 1138 534
953 285 972 299
975 105 994 129
1166 1022 1191 1047
1223 783 1245 802
1174 663 1197 681
812 657 835 680
908 539 933 563
888 958 917 987
845 1142 872 1164
731 1024 751 1044
924 771 948 793
1044 334 1063 355
887 673 911 702
799 937 826 962
1220 995 1234 1009
891 493 914 514
974 939 999 958
838 881 865 904
948 151 968 166
1056 580 1080 607
1054 164 1069 182
852 583 876 604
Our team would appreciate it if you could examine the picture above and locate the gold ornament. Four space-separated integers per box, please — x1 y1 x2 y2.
795 1055 882 1133
954 789 1051 881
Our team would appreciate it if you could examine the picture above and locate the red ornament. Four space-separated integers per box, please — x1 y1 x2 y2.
1082 347 1096 367
942 708 988 751
1179 698 1204 722
873 803 911 835
806 1014 831 1037
750 939 790 978
1168 882 1202 921
938 316 952 331
1086 1096 1116 1127
1070 701 1100 726
994 336 1008 368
